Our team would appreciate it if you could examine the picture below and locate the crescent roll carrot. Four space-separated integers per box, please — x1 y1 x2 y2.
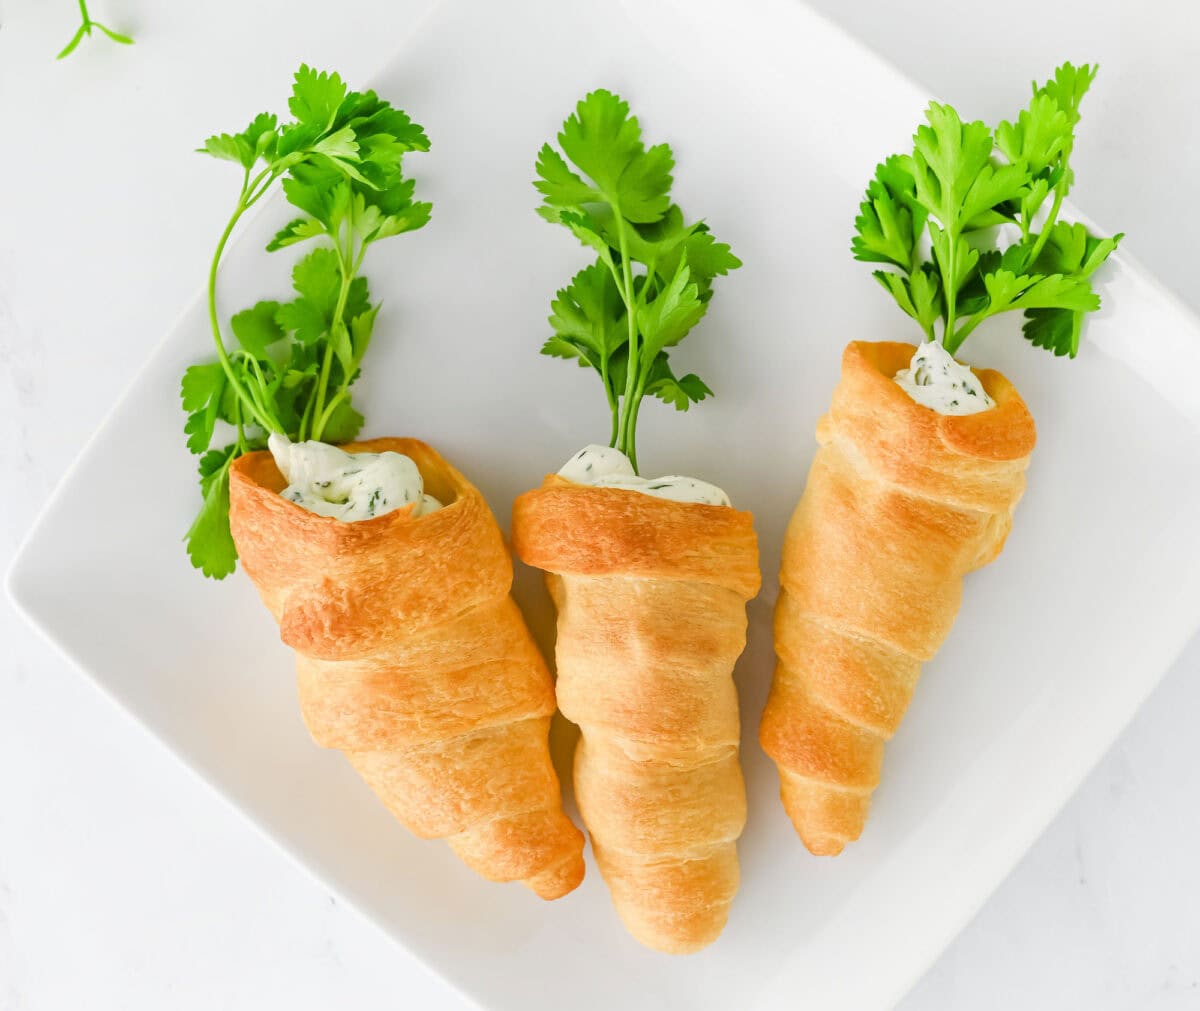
514 477 759 950
760 342 1035 855
229 438 585 898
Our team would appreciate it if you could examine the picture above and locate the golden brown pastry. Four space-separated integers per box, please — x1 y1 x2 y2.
228 437 585 898
760 342 1037 856
513 477 760 951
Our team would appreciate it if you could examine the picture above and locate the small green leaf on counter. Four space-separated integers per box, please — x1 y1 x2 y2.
57 1 134 59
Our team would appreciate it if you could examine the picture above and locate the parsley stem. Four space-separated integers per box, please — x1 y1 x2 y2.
941 227 959 347
315 388 349 436
1026 185 1065 267
612 211 641 472
233 396 247 454
312 248 367 437
235 350 278 423
945 311 984 355
247 164 276 197
208 197 280 434
298 385 317 442
58 0 133 57
312 345 336 440
597 252 627 448
601 359 618 447
309 276 348 439
625 388 645 454
310 234 365 442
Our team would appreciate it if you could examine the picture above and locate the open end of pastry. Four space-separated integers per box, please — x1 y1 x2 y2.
235 436 462 513
860 340 1009 404
847 341 1037 461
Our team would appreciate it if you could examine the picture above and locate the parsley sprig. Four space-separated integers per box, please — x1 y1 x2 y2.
57 0 133 58
181 66 430 578
852 62 1121 358
535 90 740 472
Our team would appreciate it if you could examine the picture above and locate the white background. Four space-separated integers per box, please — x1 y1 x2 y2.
1 1 1197 1008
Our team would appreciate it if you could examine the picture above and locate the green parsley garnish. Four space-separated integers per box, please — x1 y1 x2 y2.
57 0 133 58
535 89 741 472
852 61 1122 358
181 66 431 579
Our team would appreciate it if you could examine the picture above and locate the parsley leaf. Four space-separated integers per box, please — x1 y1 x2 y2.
637 261 706 362
996 93 1070 178
275 299 328 346
852 61 1121 359
535 146 597 206
230 301 284 357
290 248 342 318
184 446 239 580
180 363 225 454
1022 307 1084 357
1030 220 1124 278
199 133 254 167
644 355 712 412
548 263 627 364
1039 62 1099 127
319 399 365 444
852 156 927 270
289 66 348 131
267 217 327 251
535 89 739 470
181 66 430 578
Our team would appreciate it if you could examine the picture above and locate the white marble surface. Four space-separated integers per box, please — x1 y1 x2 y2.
1 1 1197 1008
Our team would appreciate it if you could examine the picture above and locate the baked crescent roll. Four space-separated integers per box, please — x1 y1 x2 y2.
760 341 1037 856
513 477 760 952
228 437 585 898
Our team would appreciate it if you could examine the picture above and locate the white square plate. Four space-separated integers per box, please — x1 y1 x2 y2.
9 0 1200 1007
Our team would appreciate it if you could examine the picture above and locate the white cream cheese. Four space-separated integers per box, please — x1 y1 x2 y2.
268 434 441 522
893 340 995 416
558 444 731 507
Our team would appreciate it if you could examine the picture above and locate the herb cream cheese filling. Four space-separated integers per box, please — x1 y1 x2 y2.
893 340 995 416
268 434 442 522
558 444 731 507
